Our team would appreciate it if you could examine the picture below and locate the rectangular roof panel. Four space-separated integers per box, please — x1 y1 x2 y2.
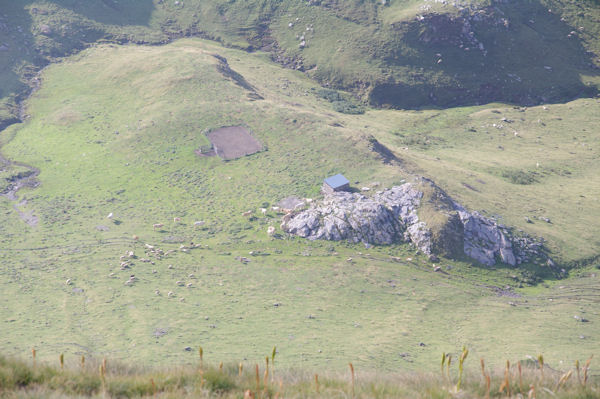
324 174 349 189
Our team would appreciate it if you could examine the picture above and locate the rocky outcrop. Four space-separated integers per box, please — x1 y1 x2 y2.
281 178 548 266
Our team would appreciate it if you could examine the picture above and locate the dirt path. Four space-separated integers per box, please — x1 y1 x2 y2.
0 132 41 226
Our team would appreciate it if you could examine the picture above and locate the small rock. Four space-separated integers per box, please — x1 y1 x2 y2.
184 346 192 351
39 24 51 35
428 254 440 262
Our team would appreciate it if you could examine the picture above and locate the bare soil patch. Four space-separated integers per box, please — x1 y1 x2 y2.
205 126 263 160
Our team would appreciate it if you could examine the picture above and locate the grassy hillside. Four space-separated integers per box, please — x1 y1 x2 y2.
0 39 598 372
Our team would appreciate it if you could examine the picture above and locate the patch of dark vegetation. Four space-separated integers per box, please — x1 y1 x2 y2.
393 132 446 149
495 168 539 185
314 88 365 114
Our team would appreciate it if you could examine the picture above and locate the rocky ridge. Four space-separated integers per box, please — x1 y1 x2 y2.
281 178 548 266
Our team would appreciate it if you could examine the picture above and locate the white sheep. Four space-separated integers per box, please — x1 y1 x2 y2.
267 226 276 236
153 223 164 231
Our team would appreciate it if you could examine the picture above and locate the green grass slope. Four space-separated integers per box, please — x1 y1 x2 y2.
0 39 598 372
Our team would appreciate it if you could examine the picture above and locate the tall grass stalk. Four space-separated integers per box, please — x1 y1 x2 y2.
518 362 523 393
60 353 64 370
315 373 319 393
441 353 446 378
31 348 36 369
255 364 260 394
199 346 203 370
575 359 581 385
538 355 544 382
446 355 452 381
264 356 269 385
583 355 593 386
528 384 536 399
80 355 85 371
239 362 243 377
349 362 355 398
555 370 572 391
498 360 511 396
456 346 468 391
271 346 276 382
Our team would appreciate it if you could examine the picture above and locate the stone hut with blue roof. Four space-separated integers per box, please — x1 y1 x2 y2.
322 174 350 194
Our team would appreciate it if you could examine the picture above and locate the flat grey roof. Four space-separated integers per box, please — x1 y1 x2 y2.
324 174 349 189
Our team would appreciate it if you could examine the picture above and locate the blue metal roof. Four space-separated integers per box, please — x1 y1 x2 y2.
324 174 349 189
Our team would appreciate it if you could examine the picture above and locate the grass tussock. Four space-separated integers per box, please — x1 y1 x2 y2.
0 353 598 398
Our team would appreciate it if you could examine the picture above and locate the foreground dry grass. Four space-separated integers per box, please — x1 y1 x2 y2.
1 353 598 398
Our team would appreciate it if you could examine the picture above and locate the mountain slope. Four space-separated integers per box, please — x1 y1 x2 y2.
2 0 600 129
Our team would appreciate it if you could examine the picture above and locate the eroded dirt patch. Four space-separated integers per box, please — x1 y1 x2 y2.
205 126 263 160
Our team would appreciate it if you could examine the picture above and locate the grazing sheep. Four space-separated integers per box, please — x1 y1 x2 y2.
242 210 253 217
155 289 160 295
173 217 181 223
176 281 184 286
260 208 267 215
193 221 205 228
186 283 193 288
128 251 135 258
271 206 280 212
145 244 155 249
65 279 71 285
107 213 113 219
267 226 276 236
132 235 139 240
153 223 164 231
167 291 174 297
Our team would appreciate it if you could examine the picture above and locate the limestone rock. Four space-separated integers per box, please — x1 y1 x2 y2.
281 178 548 266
